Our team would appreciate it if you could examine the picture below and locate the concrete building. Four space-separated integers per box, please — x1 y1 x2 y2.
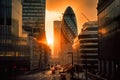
22 0 46 39
60 6 78 65
0 0 30 72
79 21 98 73
97 0 120 79
28 36 51 71
53 21 61 58
22 0 51 71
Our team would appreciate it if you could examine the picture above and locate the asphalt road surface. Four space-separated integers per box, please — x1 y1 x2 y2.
16 70 61 80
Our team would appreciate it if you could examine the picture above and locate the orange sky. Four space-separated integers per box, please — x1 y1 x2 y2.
45 0 98 44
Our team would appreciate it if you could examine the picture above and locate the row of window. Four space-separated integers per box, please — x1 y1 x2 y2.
23 18 44 22
23 9 44 13
0 51 29 57
0 25 11 34
83 27 98 31
23 21 44 25
79 34 98 38
23 0 43 3
23 13 44 16
23 4 45 7
0 0 11 6
64 16 77 35
23 14 45 17
99 0 120 27
23 6 45 10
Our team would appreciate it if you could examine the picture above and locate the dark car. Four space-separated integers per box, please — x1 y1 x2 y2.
60 72 66 80
52 69 55 74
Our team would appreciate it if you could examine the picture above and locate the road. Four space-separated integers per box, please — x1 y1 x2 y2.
0 70 84 80
16 70 61 80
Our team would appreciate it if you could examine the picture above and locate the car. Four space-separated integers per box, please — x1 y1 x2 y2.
51 69 55 74
60 72 66 80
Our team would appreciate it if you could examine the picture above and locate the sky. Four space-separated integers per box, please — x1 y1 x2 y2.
45 0 98 44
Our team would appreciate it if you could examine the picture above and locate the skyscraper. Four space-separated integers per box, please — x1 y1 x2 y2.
22 0 46 39
0 0 30 73
79 21 98 73
53 21 61 58
0 0 22 37
97 0 120 79
22 0 50 71
60 6 78 64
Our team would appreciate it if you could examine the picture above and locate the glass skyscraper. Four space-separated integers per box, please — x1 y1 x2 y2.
22 0 49 71
61 6 78 43
60 6 78 64
22 0 46 39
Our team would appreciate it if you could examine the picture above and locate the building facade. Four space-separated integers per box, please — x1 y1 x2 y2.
79 21 98 73
22 0 51 71
72 36 80 65
22 0 46 39
97 0 120 79
60 6 78 65
28 36 51 71
53 21 61 58
0 0 30 73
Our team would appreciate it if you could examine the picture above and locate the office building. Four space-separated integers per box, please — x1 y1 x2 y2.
97 0 120 79
22 0 46 39
53 21 61 58
60 6 78 64
0 0 30 72
28 36 51 70
22 0 51 71
79 21 98 73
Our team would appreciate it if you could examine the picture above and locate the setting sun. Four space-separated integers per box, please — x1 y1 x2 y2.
47 37 53 45
45 10 61 45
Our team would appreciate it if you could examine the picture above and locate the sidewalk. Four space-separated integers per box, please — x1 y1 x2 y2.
66 72 84 80
66 73 71 80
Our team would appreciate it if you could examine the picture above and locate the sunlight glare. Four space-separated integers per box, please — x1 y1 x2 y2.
47 37 53 45
45 10 62 45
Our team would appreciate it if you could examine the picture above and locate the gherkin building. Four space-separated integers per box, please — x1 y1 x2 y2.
61 6 78 43
60 6 78 64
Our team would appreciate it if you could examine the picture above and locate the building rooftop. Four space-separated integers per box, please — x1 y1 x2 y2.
63 6 75 16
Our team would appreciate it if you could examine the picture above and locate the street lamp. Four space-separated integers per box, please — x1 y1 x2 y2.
68 52 74 79
85 53 88 80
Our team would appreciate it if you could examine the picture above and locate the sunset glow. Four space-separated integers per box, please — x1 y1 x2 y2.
45 0 97 55
47 36 53 45
45 10 62 45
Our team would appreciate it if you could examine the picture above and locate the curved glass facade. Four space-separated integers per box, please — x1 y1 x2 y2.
60 6 78 64
61 6 78 43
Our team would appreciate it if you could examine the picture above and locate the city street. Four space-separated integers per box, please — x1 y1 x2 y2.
16 70 61 80
1 0 119 80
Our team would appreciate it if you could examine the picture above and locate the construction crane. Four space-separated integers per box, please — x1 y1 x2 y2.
81 13 90 22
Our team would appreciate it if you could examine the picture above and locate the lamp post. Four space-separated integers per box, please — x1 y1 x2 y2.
68 52 74 79
85 53 88 80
